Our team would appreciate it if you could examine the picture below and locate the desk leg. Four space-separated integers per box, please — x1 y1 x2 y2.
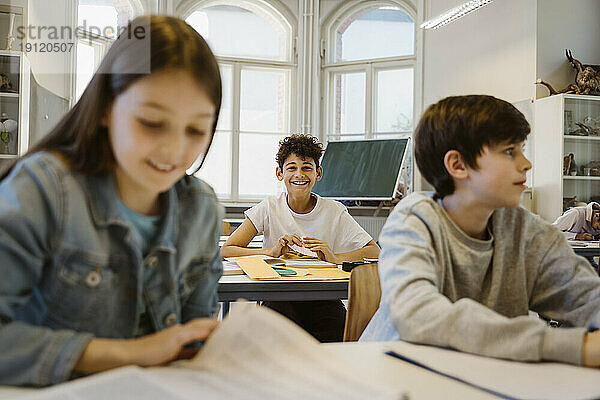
222 301 230 318
585 256 599 275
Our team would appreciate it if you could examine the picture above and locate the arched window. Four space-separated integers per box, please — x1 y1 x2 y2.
75 0 142 100
181 0 295 201
322 2 416 141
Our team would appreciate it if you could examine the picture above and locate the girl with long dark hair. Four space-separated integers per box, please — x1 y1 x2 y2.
0 15 223 386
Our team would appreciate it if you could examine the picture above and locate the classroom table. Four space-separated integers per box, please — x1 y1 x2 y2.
571 245 600 258
217 274 348 314
3 341 599 400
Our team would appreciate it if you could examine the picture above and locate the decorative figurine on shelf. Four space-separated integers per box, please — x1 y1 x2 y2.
580 161 600 176
568 122 600 136
536 49 600 96
0 113 17 154
563 153 577 175
0 73 16 93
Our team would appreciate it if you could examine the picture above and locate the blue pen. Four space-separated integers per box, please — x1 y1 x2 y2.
385 351 521 400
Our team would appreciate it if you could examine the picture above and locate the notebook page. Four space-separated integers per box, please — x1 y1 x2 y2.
185 302 402 400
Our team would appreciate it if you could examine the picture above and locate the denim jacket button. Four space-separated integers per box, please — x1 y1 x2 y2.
164 313 177 326
146 256 158 268
85 270 102 287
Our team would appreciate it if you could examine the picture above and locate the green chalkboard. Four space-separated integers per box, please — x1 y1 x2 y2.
313 138 409 200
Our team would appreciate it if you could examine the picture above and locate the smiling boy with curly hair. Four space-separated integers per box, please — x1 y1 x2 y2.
222 133 380 341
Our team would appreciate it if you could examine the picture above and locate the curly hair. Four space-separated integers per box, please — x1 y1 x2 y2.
276 134 324 169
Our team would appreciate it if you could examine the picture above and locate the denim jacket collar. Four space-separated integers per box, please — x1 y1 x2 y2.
86 172 178 254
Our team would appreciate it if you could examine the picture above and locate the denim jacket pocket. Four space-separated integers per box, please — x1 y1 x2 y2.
45 251 118 328
179 256 214 300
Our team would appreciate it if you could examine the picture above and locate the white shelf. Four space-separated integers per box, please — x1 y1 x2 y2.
534 95 600 222
0 51 29 158
564 135 600 141
0 50 21 58
0 92 19 98
563 94 600 102
563 176 600 180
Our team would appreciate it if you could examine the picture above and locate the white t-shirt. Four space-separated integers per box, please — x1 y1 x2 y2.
245 193 373 253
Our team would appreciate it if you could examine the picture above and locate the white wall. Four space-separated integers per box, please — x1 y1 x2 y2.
422 0 537 108
536 0 600 99
418 0 536 190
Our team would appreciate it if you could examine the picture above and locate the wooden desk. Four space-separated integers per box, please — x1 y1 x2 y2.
217 274 348 314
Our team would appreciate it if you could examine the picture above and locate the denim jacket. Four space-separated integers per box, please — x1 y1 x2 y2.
0 152 223 386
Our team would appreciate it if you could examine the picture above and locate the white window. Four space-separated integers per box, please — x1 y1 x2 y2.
183 1 295 202
322 2 416 142
75 0 139 101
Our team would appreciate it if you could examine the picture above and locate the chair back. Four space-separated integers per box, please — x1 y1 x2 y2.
343 263 381 342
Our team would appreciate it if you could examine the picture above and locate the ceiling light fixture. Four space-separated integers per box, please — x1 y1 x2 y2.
420 0 494 30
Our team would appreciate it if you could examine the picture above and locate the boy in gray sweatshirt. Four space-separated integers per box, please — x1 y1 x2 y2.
361 95 600 367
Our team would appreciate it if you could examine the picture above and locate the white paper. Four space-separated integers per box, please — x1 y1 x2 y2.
21 367 186 400
224 254 271 262
282 259 336 267
222 260 244 275
288 243 319 258
184 303 402 400
568 240 600 247
386 341 600 400
23 305 403 400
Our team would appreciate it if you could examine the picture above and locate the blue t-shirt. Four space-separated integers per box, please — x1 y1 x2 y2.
117 200 161 257
117 200 161 337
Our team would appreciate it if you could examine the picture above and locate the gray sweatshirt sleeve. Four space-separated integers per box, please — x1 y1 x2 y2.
380 208 588 365
0 157 93 386
528 230 600 333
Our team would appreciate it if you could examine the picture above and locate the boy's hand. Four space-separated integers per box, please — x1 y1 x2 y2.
269 234 303 257
575 233 594 241
583 330 600 368
302 237 340 264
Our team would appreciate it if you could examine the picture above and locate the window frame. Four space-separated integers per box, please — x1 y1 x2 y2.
74 28 112 100
320 0 419 192
179 0 298 204
72 0 142 104
321 0 417 140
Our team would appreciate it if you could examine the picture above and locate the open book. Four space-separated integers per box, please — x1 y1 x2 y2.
26 303 403 400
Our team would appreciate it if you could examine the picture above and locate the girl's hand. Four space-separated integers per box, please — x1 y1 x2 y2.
302 237 340 264
269 234 303 257
128 318 219 366
75 318 219 373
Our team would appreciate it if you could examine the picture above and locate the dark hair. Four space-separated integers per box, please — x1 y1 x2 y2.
414 95 530 198
276 134 324 169
1 15 221 179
